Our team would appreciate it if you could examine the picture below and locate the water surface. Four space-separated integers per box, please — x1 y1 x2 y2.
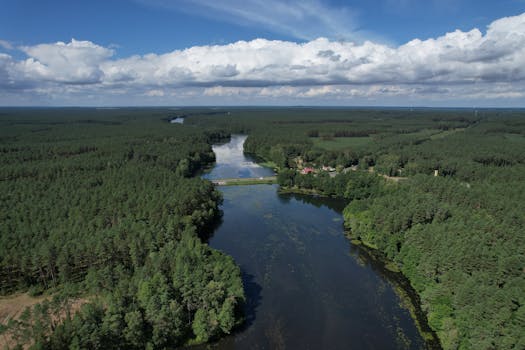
202 135 274 180
202 135 427 349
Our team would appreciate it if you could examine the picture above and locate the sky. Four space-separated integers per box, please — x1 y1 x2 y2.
0 0 524 107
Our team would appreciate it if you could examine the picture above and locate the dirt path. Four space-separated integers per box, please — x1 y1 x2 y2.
0 293 48 324
0 293 89 349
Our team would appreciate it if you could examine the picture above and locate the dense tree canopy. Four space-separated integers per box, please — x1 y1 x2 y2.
0 109 244 348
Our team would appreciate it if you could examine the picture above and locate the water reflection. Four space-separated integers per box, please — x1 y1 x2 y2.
202 135 275 180
239 272 262 331
278 191 347 212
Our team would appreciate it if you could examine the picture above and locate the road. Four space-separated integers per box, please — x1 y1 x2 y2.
210 176 277 186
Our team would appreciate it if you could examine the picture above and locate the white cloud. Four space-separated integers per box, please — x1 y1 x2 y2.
0 40 13 50
19 39 114 84
1 13 525 106
145 89 165 97
259 86 298 97
300 85 345 97
204 86 250 96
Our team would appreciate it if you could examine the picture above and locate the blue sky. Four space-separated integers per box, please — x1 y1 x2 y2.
1 0 524 106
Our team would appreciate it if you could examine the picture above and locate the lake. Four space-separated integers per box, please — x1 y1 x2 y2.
200 135 433 349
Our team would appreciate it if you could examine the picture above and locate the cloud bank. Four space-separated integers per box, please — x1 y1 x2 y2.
1 13 525 106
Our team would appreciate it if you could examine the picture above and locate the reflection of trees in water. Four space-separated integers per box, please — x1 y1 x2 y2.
277 191 347 213
348 243 441 350
208 135 275 180
240 271 262 331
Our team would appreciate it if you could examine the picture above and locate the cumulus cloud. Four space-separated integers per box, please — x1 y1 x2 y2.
19 39 114 84
1 13 525 105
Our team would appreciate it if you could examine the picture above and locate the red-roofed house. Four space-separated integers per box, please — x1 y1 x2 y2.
301 167 315 175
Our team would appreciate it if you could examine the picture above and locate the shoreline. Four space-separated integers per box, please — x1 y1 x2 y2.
249 163 443 349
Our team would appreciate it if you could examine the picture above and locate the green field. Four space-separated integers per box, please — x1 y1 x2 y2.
504 132 525 142
312 136 372 150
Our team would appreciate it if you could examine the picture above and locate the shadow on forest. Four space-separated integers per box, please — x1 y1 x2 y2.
199 211 224 243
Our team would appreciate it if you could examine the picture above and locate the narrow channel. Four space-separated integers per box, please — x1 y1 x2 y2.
200 135 429 349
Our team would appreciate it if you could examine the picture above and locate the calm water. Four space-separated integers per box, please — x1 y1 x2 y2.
201 135 427 350
202 135 275 180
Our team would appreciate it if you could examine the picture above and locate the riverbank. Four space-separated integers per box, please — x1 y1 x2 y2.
346 234 442 349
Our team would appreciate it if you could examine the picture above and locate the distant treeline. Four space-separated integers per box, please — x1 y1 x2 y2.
161 109 231 122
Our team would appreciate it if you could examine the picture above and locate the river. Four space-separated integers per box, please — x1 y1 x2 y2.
200 135 431 349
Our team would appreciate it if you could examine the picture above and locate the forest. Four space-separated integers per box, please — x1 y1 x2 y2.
1 107 524 349
0 109 243 348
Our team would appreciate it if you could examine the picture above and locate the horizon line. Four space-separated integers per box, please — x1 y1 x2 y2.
1 105 524 110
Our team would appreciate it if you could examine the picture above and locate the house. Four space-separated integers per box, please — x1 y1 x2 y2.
301 167 315 175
